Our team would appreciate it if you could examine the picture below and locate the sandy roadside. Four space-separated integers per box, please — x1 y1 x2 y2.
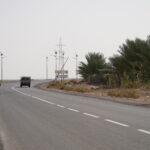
35 82 150 107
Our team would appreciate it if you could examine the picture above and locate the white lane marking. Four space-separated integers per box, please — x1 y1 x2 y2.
57 105 65 108
12 87 56 105
31 96 55 105
12 88 31 96
11 87 133 130
67 108 79 112
83 113 99 118
138 129 150 135
12 88 22 93
23 93 31 96
105 119 129 127
20 92 31 96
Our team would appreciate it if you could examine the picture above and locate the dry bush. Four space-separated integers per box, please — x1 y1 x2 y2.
144 83 150 90
47 81 65 88
108 89 140 99
64 86 90 93
74 86 90 93
47 81 90 93
70 79 78 84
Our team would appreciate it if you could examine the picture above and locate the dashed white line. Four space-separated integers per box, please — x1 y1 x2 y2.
14 90 31 96
48 102 55 105
83 113 99 118
32 96 43 100
138 129 150 135
12 87 55 105
12 87 30 96
57 105 65 108
24 94 31 96
67 108 79 112
31 96 55 105
105 119 129 127
21 93 31 96
13 87 149 135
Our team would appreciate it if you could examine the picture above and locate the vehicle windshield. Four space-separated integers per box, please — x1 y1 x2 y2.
21 77 30 80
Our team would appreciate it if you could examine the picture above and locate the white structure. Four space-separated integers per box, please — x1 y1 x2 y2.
55 38 68 80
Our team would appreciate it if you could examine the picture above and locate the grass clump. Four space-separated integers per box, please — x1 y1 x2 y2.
144 83 150 90
64 86 90 93
108 89 140 99
47 81 90 93
47 81 65 89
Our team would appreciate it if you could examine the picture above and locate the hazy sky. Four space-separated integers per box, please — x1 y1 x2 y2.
0 0 150 79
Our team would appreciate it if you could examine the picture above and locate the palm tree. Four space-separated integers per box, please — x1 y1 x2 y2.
110 37 150 85
78 52 107 81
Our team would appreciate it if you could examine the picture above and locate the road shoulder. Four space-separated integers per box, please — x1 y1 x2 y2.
35 82 150 107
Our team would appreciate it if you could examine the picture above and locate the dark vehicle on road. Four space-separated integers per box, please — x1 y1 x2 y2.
20 77 31 88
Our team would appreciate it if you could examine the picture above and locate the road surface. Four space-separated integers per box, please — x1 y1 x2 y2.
0 81 150 150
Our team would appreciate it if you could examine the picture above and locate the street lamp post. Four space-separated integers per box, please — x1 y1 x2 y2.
0 52 3 85
55 51 58 80
46 56 48 80
50 51 58 80
62 52 65 81
76 54 78 80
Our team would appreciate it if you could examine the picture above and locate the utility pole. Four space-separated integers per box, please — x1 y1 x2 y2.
73 53 79 80
55 51 58 80
75 54 78 80
57 37 65 70
46 56 48 80
55 38 68 80
56 37 66 80
50 51 58 80
0 52 3 85
59 57 69 82
62 52 65 81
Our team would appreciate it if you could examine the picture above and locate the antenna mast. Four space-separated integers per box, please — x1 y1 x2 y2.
55 38 68 80
57 37 65 70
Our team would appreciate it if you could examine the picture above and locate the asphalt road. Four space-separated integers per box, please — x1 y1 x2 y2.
0 81 150 150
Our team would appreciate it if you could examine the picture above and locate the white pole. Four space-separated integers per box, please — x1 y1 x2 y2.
46 57 48 79
76 54 78 80
0 52 3 85
55 51 58 80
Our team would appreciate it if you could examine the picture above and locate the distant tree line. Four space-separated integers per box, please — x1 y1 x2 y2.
78 36 150 88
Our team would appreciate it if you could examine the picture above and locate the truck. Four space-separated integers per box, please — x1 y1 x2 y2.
20 77 31 88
